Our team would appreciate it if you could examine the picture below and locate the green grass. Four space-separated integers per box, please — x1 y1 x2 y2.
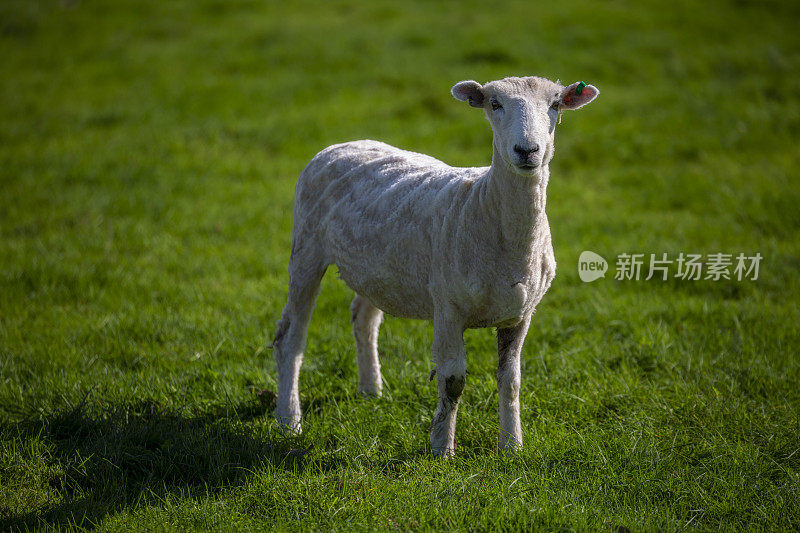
1 0 799 530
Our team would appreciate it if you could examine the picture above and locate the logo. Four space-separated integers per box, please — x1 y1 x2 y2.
577 251 762 282
578 250 608 282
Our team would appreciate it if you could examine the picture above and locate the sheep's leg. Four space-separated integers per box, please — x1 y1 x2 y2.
496 316 531 451
272 246 327 434
430 314 466 457
350 294 383 396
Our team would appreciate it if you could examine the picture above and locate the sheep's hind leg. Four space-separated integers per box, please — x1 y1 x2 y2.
429 313 467 457
272 245 327 434
496 316 531 451
350 294 384 396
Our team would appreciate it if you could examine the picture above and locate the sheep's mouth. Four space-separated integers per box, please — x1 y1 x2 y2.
503 154 540 174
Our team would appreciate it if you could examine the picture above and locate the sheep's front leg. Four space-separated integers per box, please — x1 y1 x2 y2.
430 315 466 457
350 294 383 396
496 315 531 451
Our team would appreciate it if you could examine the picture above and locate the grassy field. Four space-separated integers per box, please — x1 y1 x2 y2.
1 0 799 530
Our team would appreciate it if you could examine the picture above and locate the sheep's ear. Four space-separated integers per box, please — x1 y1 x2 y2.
560 81 599 110
451 80 485 108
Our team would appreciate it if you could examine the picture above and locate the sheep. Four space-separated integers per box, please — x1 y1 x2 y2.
271 75 599 456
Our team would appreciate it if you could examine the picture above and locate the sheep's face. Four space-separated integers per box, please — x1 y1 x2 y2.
452 76 598 177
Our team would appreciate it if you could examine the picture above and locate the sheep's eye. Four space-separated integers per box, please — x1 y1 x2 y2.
551 101 560 110
491 100 502 111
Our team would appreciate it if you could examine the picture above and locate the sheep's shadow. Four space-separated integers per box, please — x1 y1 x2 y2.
0 396 327 530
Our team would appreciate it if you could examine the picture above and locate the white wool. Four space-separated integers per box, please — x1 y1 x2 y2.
272 75 599 455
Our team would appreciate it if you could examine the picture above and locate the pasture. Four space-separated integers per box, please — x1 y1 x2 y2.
1 0 799 530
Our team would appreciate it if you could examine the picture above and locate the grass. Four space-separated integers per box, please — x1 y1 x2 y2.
1 0 799 530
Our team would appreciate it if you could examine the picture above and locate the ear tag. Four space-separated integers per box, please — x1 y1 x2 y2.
576 81 587 95
557 108 563 124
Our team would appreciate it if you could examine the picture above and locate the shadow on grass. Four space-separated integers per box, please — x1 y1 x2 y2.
0 396 326 530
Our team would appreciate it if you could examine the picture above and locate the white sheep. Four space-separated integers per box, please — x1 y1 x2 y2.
271 75 598 455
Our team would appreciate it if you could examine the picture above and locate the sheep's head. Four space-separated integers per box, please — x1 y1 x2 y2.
452 76 598 176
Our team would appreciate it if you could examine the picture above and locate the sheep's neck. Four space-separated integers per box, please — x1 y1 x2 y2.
477 146 549 249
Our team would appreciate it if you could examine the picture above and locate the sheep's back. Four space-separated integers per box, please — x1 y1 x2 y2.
292 140 484 319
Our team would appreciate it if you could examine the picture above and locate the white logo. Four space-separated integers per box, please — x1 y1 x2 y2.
578 250 608 282
578 251 761 282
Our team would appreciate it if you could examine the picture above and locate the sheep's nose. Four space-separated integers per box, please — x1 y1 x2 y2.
513 144 540 159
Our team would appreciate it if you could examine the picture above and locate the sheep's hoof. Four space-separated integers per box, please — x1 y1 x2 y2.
431 436 456 458
274 412 302 436
499 442 522 454
431 445 456 458
358 384 382 397
499 432 523 453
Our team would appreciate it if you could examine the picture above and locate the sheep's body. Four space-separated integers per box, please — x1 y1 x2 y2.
295 140 554 328
272 76 598 455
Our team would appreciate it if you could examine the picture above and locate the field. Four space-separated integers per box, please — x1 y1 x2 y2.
1 0 799 530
